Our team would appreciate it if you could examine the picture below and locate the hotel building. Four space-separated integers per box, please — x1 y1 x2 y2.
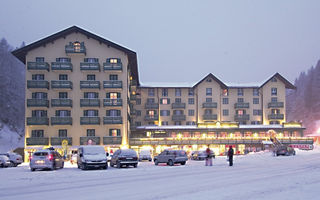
12 26 313 160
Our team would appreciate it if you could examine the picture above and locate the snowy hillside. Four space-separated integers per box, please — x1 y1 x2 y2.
0 123 24 152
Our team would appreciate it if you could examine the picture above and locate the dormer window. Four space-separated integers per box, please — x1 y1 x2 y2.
110 58 118 64
65 41 86 55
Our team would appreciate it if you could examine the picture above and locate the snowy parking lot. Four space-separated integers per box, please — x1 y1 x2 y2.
1 150 320 200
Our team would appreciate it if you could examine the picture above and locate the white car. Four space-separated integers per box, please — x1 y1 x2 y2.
0 152 23 167
0 155 11 168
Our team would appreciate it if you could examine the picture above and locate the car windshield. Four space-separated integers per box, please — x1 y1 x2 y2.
83 147 105 155
177 151 186 156
121 150 137 156
140 150 150 155
34 152 48 156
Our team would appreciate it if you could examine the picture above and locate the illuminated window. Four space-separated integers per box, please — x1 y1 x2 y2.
222 89 228 96
109 92 119 99
74 42 81 52
160 98 170 104
237 110 244 115
109 129 120 136
110 58 118 64
147 110 155 117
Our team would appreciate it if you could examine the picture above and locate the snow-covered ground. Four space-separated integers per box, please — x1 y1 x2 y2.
1 149 320 200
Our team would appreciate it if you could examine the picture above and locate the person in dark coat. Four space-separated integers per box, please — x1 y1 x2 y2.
227 146 234 166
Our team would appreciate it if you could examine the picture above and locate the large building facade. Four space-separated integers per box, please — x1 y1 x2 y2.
12 26 313 160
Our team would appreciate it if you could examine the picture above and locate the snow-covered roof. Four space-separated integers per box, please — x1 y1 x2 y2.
225 82 262 88
139 82 195 88
136 124 291 130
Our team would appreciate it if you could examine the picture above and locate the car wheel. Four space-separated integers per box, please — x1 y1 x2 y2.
61 162 64 169
110 162 114 167
181 161 186 165
81 163 87 170
117 161 121 169
154 159 159 166
31 168 35 172
51 163 56 170
103 164 108 170
149 159 152 162
168 160 174 166
9 161 15 167
134 164 137 168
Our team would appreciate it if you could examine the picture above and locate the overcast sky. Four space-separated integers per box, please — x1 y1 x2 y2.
1 0 320 84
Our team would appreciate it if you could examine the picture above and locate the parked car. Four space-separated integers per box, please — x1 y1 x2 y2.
77 146 108 170
30 149 64 171
139 150 152 162
0 155 11 168
154 150 188 166
190 151 207 160
276 146 296 156
0 152 23 167
110 149 138 168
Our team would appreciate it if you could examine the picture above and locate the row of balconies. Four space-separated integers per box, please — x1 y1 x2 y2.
27 80 123 89
26 136 122 146
27 98 123 107
26 116 123 125
27 61 122 72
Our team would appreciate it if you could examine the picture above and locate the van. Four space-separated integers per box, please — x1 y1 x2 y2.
77 146 108 170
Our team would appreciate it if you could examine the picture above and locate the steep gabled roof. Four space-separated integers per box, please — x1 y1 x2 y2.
193 73 228 89
11 25 139 85
260 73 296 89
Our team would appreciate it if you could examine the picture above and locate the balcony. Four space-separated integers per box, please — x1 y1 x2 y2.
80 99 100 107
80 81 100 89
50 137 72 146
51 99 72 107
51 117 72 125
80 117 100 125
27 62 49 71
203 114 218 120
145 103 159 109
80 137 100 145
103 116 123 124
51 80 73 89
103 81 122 89
172 102 186 109
172 115 186 121
103 98 122 107
234 114 250 121
202 102 217 108
234 102 250 109
80 62 100 71
27 99 49 107
103 136 122 145
65 42 86 55
144 115 159 121
26 117 49 125
51 62 73 71
103 63 122 71
27 80 49 89
268 102 284 108
268 114 284 120
26 137 49 146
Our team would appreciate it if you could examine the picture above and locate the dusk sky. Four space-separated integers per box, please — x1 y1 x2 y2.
1 0 320 84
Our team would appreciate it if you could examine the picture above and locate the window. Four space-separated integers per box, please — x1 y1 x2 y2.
188 110 194 116
84 92 98 98
253 88 259 96
160 110 170 116
147 98 155 103
32 74 44 80
237 88 244 96
204 109 212 115
206 98 212 103
135 121 141 126
84 58 98 63
222 89 228 96
188 98 194 104
56 110 70 117
148 88 155 96
251 121 261 125
223 109 229 116
59 74 68 80
32 110 47 117
109 74 118 80
271 77 277 82
107 92 120 99
237 98 244 103
32 92 47 99
87 75 95 81
84 110 98 117
271 88 277 96
31 130 44 137
173 110 183 115
59 92 68 99
161 121 169 125
74 41 81 52
58 129 67 138
188 89 194 96
56 57 70 63
206 78 212 82
106 110 121 116
186 121 196 125
174 121 182 125
162 89 168 96
270 121 280 125
36 57 44 62
253 98 259 104
271 97 278 102
109 129 120 136
222 98 229 104
253 109 262 116
136 98 141 105
87 129 95 137
236 110 245 115
136 110 141 116
175 88 181 96
206 88 212 96
271 109 280 114
175 98 181 103
160 98 170 104
147 110 155 117
109 58 120 64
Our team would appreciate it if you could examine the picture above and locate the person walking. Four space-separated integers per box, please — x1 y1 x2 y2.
205 147 213 166
227 146 234 166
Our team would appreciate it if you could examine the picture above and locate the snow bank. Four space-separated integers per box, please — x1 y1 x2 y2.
0 122 24 152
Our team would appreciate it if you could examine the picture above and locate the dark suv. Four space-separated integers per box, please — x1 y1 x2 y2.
110 149 138 168
276 146 296 156
154 150 188 166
